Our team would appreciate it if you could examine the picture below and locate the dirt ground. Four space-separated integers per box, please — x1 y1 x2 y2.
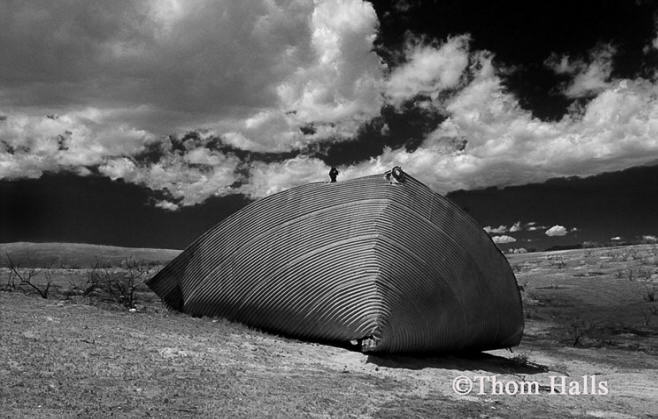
1 243 657 418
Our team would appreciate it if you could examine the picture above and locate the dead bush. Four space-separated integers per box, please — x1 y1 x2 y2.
89 257 151 309
3 253 52 298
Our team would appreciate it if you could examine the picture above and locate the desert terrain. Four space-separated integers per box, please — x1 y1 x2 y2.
1 242 657 418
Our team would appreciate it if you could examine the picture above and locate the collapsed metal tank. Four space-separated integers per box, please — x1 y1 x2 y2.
147 168 524 353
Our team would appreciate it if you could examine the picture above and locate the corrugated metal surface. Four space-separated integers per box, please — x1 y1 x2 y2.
146 170 524 353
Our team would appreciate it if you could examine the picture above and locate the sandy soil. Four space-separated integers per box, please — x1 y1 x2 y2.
1 243 657 417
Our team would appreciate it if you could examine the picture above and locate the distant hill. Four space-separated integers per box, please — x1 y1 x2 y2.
0 242 180 268
448 163 658 251
543 243 583 252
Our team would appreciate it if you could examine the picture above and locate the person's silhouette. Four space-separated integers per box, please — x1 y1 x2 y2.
329 167 338 183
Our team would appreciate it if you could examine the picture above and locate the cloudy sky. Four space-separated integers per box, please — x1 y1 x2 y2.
2 0 658 249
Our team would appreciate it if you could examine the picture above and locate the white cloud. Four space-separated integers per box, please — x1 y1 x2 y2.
98 148 242 206
281 0 384 124
240 156 330 198
200 36 658 202
0 0 386 206
343 49 658 195
3 2 658 209
492 235 516 244
99 157 139 181
545 225 568 237
545 55 573 75
256 50 658 197
0 109 154 179
0 0 384 154
238 0 387 151
509 221 522 232
546 44 615 98
155 200 180 211
483 225 508 234
385 35 471 106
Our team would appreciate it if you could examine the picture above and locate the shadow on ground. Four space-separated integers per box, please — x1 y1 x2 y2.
365 352 549 374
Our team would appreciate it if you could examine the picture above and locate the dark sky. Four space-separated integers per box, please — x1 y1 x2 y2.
0 174 250 249
2 163 657 250
1 0 658 249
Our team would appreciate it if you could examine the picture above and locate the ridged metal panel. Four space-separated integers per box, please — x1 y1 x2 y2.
146 171 524 353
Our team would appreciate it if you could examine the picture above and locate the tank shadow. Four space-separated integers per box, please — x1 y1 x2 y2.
365 352 549 374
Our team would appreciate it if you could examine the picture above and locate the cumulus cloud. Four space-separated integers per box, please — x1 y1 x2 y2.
0 1 383 149
385 35 471 106
0 109 154 179
546 44 615 98
509 221 523 233
483 225 508 234
527 224 548 231
337 48 658 195
4 1 658 209
482 221 526 235
285 44 658 196
491 235 516 244
277 0 384 130
155 200 180 211
0 0 385 205
545 225 568 237
215 0 386 151
96 135 243 207
240 156 330 198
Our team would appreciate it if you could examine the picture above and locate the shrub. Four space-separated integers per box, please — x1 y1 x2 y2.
3 253 52 298
89 257 151 309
